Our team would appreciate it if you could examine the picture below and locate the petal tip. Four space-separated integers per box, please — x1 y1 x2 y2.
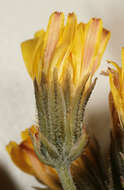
6 141 16 154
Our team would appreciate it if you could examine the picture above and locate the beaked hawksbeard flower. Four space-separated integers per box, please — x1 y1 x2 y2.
6 12 110 190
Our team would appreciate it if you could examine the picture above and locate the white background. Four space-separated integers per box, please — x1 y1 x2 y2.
1 0 124 189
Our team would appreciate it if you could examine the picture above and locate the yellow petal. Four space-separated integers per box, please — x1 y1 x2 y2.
72 23 85 84
21 125 37 140
34 29 45 38
21 30 45 81
21 38 39 78
62 13 77 44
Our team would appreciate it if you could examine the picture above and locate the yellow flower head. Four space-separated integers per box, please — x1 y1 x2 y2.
108 47 124 128
21 12 110 86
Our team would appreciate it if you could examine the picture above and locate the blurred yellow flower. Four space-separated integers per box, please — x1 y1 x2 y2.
108 48 124 128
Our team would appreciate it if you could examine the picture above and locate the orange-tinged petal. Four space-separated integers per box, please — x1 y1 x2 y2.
24 147 61 190
6 139 61 189
6 126 62 189
6 126 38 176
6 141 34 175
99 29 111 57
43 12 64 74
49 13 77 81
82 18 103 75
92 29 110 74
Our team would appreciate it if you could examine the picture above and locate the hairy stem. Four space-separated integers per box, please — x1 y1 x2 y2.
56 165 77 190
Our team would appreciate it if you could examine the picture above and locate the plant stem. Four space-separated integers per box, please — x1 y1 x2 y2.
56 164 77 190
